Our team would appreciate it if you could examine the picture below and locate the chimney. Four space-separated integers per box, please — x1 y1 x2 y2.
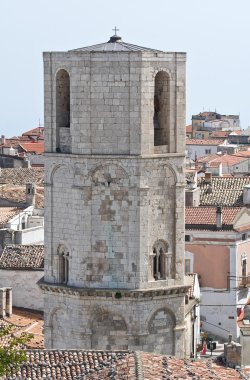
243 185 250 206
204 172 212 183
0 135 5 145
26 183 36 206
216 206 222 229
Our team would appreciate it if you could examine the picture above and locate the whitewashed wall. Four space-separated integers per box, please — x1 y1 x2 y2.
0 269 43 311
15 226 44 244
200 289 239 341
187 144 219 160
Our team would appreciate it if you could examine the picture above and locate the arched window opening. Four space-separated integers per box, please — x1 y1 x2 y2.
151 240 171 281
56 69 71 153
154 71 169 147
57 245 69 284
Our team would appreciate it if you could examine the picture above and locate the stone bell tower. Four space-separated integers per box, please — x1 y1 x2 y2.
41 32 188 356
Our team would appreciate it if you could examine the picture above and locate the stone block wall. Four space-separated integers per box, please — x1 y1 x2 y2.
44 51 186 156
44 154 185 290
42 285 187 356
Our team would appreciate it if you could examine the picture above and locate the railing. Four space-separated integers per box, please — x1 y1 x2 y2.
240 274 250 287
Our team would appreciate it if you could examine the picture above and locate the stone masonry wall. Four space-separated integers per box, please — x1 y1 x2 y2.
43 288 186 356
44 154 185 290
44 52 186 156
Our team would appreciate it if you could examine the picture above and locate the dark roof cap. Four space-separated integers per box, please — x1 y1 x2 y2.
108 34 122 43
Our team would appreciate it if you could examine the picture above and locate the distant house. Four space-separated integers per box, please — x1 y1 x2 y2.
198 153 250 176
228 133 250 145
0 128 44 168
17 141 44 166
0 168 44 250
186 139 225 160
191 111 240 138
21 126 44 141
0 244 44 311
186 124 192 138
209 131 229 138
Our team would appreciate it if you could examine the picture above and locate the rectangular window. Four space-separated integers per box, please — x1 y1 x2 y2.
185 235 191 242
242 233 247 241
205 149 211 154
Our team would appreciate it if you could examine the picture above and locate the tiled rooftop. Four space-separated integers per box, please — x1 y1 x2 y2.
0 185 44 208
0 168 44 186
198 153 247 167
0 207 21 226
22 127 44 137
19 142 44 154
185 206 241 230
199 177 250 206
0 245 44 269
234 150 250 157
186 138 225 145
1 308 44 350
209 131 232 138
4 351 247 380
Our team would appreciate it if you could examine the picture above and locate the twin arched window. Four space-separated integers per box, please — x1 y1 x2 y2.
150 240 171 281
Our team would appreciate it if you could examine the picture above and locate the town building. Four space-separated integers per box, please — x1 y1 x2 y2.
186 138 225 161
198 153 250 176
191 112 240 138
0 245 44 310
40 33 193 356
0 167 44 310
0 128 44 168
185 177 250 340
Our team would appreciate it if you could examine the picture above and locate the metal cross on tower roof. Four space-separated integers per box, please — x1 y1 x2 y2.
112 26 119 35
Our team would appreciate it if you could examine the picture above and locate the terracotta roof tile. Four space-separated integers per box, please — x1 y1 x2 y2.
210 131 232 138
0 185 44 208
186 124 192 133
22 127 44 137
186 138 225 145
0 207 21 226
198 153 247 167
3 308 44 349
0 168 44 186
234 150 250 157
4 351 246 380
185 206 241 229
199 177 250 206
19 142 44 154
0 245 44 269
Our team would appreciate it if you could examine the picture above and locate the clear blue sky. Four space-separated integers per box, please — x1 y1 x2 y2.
0 0 250 137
